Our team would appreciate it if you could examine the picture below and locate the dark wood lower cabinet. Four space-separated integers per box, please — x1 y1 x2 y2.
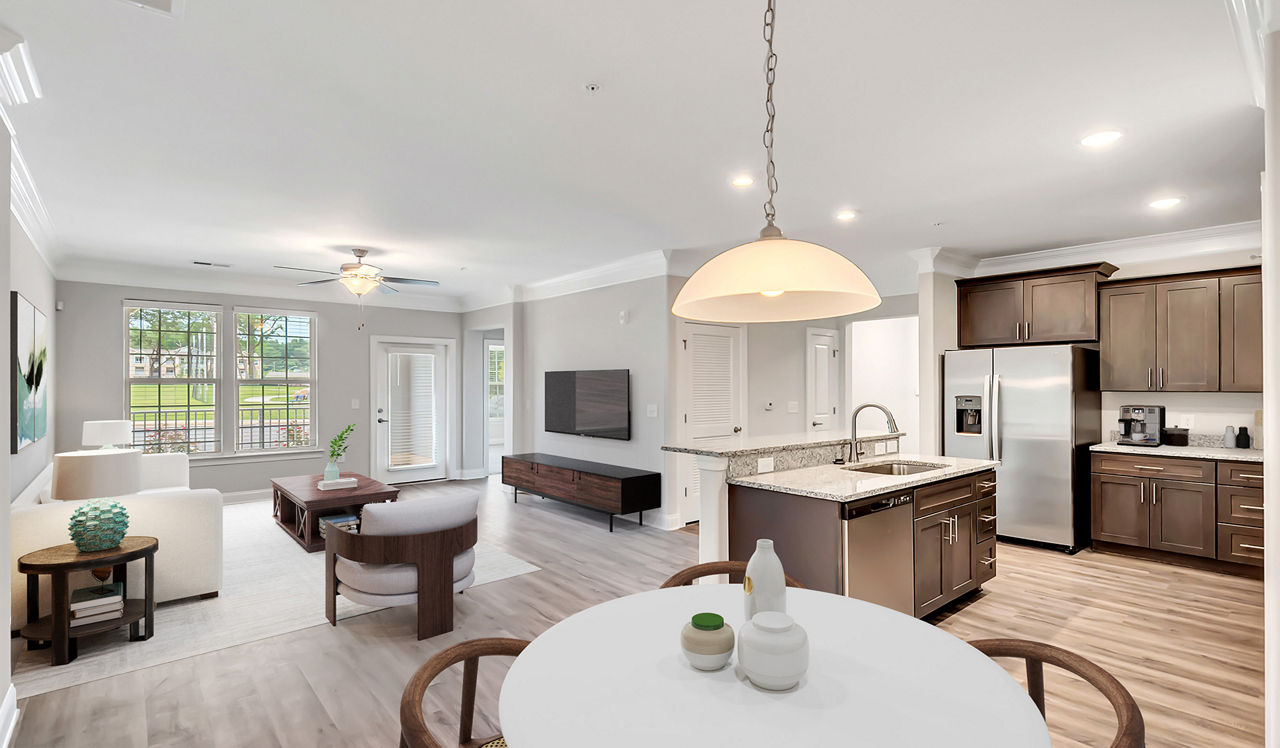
1149 480 1215 558
1217 524 1264 566
912 472 993 619
1090 473 1149 547
976 538 996 584
913 511 949 617
946 502 978 598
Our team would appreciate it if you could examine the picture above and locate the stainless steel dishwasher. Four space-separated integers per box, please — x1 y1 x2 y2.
842 492 914 615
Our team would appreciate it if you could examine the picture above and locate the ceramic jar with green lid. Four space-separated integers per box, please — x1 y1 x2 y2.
680 612 735 671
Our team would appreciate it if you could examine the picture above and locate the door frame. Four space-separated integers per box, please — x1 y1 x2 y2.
804 327 840 433
675 320 748 525
368 335 459 483
482 337 505 475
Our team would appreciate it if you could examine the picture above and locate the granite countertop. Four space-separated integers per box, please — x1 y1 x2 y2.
661 431 851 458
729 454 1001 503
1090 441 1263 464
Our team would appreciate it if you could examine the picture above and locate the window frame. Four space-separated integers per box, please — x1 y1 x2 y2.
231 306 319 456
122 301 222 455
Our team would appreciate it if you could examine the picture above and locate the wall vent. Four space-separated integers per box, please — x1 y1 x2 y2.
115 0 186 17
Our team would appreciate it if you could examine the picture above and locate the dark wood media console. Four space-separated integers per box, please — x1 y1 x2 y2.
502 453 661 531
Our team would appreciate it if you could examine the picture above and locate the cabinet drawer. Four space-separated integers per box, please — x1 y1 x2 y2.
975 497 997 542
976 538 996 584
534 465 577 496
575 472 623 512
1217 524 1264 567
1218 462 1264 488
1090 453 1215 483
1217 485 1264 528
975 472 997 499
502 457 536 487
914 475 976 518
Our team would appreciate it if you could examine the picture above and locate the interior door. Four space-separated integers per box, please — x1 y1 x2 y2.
373 343 447 484
805 328 839 433
678 322 745 523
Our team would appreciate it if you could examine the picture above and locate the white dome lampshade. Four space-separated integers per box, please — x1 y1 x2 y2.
671 232 882 323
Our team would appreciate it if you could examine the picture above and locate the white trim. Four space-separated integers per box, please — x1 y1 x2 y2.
973 220 1262 276
516 250 668 303
1225 0 1267 106
122 298 222 312
457 467 489 480
13 462 53 506
221 488 271 504
190 448 324 466
229 306 319 454
908 247 978 277
0 684 16 748
9 140 53 256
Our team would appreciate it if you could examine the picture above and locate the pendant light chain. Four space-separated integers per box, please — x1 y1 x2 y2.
762 0 779 228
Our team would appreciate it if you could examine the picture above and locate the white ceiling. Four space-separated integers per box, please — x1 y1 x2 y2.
1 0 1263 307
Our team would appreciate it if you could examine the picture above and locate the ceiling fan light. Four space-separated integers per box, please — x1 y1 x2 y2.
672 235 881 323
338 274 380 296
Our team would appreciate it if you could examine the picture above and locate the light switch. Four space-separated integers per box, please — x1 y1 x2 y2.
757 457 775 473
351 398 360 410
646 404 658 418
787 401 799 414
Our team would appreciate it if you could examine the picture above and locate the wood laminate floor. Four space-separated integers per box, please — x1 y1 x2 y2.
12 477 1263 747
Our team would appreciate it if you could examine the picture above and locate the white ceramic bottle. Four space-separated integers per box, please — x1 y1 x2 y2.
738 611 809 691
744 538 787 621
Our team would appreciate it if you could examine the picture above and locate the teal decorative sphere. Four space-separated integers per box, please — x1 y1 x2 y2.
68 499 130 552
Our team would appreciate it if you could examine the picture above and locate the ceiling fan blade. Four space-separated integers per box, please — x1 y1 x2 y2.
381 276 440 287
297 278 341 286
275 265 340 275
376 281 399 294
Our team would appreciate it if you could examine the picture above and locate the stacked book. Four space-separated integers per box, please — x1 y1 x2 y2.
319 514 359 539
71 582 125 627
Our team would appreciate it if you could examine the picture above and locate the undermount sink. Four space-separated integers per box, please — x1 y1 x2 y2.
844 461 947 476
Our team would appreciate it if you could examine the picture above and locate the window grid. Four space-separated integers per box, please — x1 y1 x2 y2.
236 313 315 452
486 345 504 419
125 307 220 454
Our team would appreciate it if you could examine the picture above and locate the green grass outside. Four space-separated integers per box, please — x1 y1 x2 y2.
130 383 308 410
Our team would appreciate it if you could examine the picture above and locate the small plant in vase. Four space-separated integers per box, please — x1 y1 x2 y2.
326 424 355 481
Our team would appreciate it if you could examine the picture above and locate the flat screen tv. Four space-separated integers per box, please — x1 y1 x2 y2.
545 369 631 440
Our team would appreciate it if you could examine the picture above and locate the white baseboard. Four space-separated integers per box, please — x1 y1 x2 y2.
615 510 684 532
455 468 490 480
221 488 271 504
0 684 18 747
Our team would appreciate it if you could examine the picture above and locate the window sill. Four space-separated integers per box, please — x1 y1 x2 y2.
189 449 326 467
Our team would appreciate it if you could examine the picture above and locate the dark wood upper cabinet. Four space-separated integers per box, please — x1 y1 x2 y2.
1220 274 1263 392
1149 479 1216 558
1099 285 1157 391
957 264 1115 348
1091 473 1149 548
958 280 1023 347
1156 278 1220 392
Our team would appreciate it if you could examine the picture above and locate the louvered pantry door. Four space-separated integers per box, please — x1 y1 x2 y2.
678 323 744 523
373 343 447 483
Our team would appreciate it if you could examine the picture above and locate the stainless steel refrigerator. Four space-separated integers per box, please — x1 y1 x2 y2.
942 346 1100 551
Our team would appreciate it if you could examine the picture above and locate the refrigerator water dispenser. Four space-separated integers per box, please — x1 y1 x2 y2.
955 396 983 435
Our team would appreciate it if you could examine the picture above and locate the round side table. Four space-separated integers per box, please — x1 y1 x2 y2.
18 536 158 666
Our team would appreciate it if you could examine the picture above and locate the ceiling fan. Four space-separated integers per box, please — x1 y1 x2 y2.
275 248 439 297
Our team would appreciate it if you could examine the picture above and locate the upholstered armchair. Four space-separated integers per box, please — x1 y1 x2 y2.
325 489 480 640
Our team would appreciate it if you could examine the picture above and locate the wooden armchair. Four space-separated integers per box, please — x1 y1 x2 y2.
325 495 479 641
969 638 1144 748
659 560 806 589
401 637 530 748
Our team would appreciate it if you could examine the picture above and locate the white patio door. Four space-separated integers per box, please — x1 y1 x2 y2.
373 342 447 483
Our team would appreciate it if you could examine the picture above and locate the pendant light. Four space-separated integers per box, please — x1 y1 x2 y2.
671 0 881 323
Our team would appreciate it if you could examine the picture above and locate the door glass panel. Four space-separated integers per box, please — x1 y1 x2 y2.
388 352 437 469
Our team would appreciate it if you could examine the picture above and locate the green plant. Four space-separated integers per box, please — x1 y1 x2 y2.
328 423 355 462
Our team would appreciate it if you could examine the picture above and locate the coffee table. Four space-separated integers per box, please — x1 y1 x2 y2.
271 472 399 552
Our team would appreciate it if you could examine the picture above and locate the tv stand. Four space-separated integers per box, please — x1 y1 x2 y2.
502 453 661 531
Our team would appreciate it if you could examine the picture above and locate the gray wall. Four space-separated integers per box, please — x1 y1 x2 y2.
520 277 670 512
746 319 840 436
10 222 55 499
460 303 517 476
55 280 462 493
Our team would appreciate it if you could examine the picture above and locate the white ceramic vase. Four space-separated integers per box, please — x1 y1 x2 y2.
738 611 809 691
680 613 735 671
744 538 787 621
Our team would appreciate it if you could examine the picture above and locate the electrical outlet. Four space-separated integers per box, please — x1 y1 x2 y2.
646 404 658 418
1181 415 1195 430
757 457 775 473
874 441 887 456
787 401 799 414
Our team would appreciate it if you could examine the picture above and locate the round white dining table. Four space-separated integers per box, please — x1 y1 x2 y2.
499 585 1049 747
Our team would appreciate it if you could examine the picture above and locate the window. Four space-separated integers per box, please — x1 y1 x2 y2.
486 343 504 419
235 311 315 451
126 305 219 454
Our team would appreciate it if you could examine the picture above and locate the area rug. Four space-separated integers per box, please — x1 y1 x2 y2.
11 500 539 698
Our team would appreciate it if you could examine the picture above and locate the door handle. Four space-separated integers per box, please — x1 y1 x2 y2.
1139 481 1144 504
991 375 1002 461
1025 320 1031 338
1241 544 1265 551
1153 484 1159 505
812 421 821 427
1240 474 1264 480
1158 367 1164 390
732 426 743 433
978 557 996 566
1134 465 1165 471
1148 368 1153 390
1240 505 1264 512
377 418 388 424
979 514 997 523
1015 322 1021 340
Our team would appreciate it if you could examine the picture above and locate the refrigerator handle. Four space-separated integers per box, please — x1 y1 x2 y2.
991 374 1002 461
981 374 993 459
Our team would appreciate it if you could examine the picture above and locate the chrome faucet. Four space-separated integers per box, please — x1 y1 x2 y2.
850 403 899 463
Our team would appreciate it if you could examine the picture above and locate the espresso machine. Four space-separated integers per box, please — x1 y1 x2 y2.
1118 405 1165 447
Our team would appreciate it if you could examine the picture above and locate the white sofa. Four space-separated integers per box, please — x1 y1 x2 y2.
10 452 224 632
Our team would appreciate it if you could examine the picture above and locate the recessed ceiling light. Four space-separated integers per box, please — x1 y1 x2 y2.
1080 130 1124 148
835 210 857 222
731 175 755 188
1148 197 1184 210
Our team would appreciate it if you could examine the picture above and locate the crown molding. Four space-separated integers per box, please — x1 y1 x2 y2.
514 249 668 303
973 220 1261 277
1225 0 1267 107
909 247 979 276
9 139 53 258
460 285 516 314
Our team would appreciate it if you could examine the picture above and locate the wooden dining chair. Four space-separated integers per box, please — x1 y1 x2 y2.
659 560 806 589
969 638 1144 748
401 637 531 748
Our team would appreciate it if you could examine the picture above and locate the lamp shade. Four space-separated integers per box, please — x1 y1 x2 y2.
671 237 882 323
83 420 133 448
51 449 142 500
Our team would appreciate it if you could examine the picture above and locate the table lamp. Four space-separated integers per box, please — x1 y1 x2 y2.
82 420 133 449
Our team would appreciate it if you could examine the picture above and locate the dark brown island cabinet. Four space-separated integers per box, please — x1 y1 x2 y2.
501 453 661 531
728 469 997 619
957 263 1117 348
1091 452 1262 572
1099 267 1261 392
